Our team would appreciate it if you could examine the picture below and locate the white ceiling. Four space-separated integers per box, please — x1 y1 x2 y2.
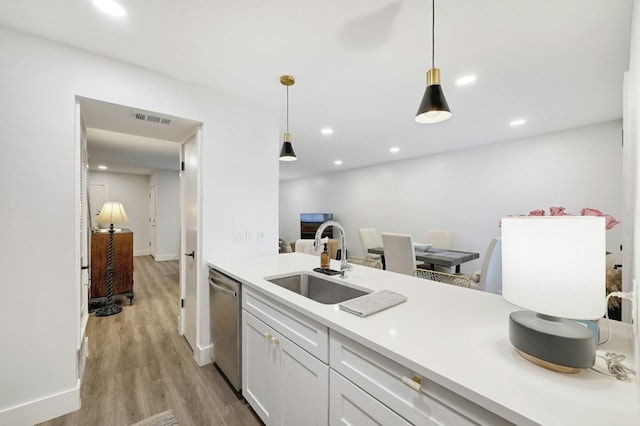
78 98 199 174
0 0 633 179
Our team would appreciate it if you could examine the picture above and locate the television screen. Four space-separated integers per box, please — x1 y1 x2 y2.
300 213 334 239
300 213 333 223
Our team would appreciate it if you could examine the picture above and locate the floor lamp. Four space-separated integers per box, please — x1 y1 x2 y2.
95 201 129 317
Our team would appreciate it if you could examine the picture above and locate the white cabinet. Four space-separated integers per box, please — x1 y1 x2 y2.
330 331 510 426
330 370 411 426
242 289 329 426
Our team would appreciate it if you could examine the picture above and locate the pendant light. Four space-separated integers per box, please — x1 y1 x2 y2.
279 75 298 161
415 0 451 123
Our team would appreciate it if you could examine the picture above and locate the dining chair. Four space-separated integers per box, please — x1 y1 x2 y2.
347 256 383 269
476 238 502 294
358 228 383 260
415 269 472 288
426 229 455 249
293 238 339 259
381 232 417 276
425 229 455 272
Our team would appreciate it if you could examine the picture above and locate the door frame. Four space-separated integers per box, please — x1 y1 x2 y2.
179 126 203 361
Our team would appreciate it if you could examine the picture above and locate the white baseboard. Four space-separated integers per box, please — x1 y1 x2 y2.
134 249 150 256
195 343 213 366
0 384 80 425
153 253 179 262
77 336 89 384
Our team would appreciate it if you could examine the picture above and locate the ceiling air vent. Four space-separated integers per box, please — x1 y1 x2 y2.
130 111 172 125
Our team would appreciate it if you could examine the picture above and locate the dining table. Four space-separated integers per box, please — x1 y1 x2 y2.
367 246 480 273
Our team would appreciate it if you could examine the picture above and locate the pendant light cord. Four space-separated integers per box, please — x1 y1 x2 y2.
431 0 435 69
286 85 290 132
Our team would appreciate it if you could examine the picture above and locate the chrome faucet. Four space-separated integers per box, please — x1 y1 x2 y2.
314 220 350 275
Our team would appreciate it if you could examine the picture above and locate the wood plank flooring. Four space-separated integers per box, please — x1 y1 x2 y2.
38 255 261 426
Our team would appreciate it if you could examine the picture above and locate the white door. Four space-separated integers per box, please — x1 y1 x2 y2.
279 332 329 426
148 184 156 258
76 101 90 379
242 312 278 425
180 131 198 350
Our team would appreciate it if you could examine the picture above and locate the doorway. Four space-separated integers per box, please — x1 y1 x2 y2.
77 97 201 352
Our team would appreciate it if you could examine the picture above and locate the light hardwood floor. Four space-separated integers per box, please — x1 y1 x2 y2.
39 255 261 426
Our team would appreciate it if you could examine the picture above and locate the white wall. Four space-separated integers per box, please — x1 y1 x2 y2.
0 26 278 424
280 121 623 274
152 170 181 260
89 171 150 255
625 0 640 394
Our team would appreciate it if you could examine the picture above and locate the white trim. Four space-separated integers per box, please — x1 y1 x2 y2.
134 249 150 257
77 336 89 382
195 342 213 366
153 253 179 262
0 384 80 425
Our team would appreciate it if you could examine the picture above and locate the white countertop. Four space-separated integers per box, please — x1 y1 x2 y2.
208 253 639 425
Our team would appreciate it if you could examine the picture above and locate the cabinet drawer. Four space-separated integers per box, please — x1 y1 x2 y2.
330 370 411 426
330 331 509 426
243 287 329 363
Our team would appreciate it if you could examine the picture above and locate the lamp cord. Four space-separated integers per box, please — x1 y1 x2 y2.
286 85 289 132
591 352 636 381
597 291 633 346
589 291 635 381
431 0 435 68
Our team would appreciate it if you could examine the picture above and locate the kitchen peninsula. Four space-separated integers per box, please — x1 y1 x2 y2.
208 253 638 425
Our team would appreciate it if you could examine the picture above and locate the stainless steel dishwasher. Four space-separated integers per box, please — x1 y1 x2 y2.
209 268 241 392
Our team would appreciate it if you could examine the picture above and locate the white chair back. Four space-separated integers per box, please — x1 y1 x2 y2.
381 233 416 276
426 229 454 249
358 228 383 259
479 238 502 294
294 238 326 256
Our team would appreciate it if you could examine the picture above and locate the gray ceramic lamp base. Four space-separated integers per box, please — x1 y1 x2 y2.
509 311 595 373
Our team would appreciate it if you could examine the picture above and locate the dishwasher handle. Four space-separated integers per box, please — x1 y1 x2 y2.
209 278 238 297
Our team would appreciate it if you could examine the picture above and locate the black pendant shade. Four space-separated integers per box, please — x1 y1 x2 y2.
279 75 298 161
415 0 452 124
279 140 297 161
415 81 451 123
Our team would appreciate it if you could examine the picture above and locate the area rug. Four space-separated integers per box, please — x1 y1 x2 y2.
130 409 178 426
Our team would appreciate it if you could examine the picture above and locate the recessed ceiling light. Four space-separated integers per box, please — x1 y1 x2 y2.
510 118 527 127
455 75 477 86
389 147 400 153
93 0 127 17
98 165 107 170
334 160 343 166
321 128 333 135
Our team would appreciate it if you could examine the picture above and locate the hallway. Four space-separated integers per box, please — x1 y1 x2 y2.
39 256 260 425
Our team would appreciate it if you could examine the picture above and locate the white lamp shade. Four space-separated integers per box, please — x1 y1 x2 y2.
97 202 129 225
501 216 605 320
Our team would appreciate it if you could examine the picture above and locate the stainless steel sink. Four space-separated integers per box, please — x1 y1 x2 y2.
265 272 371 304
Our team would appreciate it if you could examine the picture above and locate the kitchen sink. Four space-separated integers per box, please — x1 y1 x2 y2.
265 272 371 304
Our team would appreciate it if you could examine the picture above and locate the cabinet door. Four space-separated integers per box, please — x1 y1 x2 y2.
242 311 279 425
330 370 411 426
279 333 329 426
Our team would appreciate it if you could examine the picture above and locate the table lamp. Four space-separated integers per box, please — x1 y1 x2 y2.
95 201 129 317
501 216 605 373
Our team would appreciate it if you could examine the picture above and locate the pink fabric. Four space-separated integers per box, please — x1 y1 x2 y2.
507 206 620 229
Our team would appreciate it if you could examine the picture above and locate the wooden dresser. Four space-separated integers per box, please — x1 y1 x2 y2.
90 228 134 307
